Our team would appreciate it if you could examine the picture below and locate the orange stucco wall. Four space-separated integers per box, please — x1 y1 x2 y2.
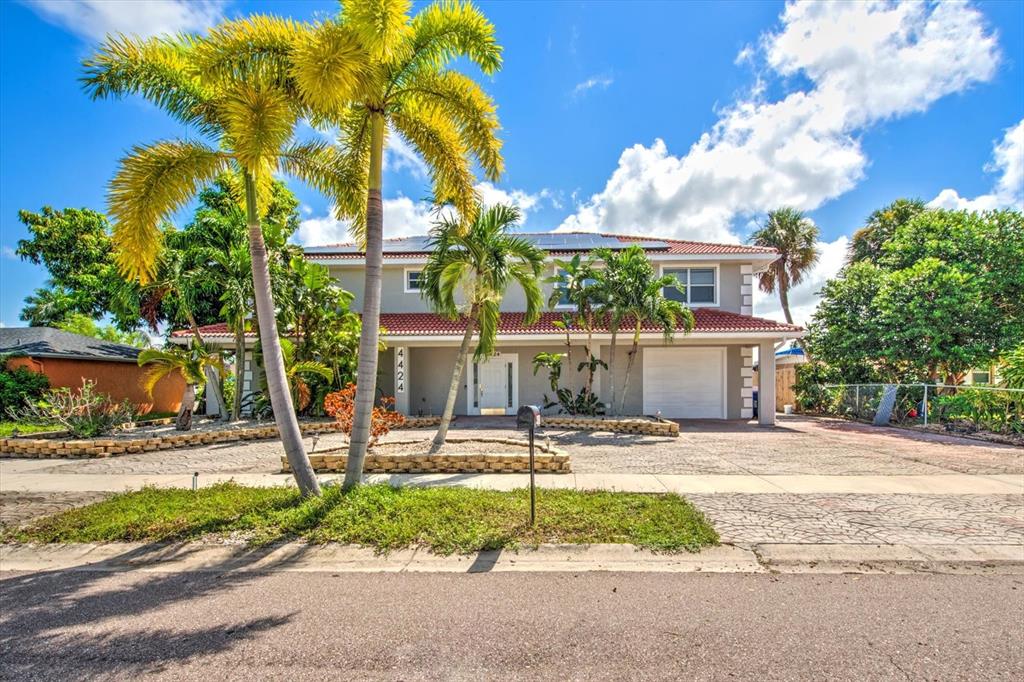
7 357 185 414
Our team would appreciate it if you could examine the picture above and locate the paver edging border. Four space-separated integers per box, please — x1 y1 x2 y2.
0 415 443 459
542 415 679 437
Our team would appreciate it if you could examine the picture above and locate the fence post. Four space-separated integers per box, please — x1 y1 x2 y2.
855 385 860 418
922 384 928 426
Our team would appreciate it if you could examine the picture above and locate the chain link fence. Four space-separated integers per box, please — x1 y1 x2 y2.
815 383 1023 436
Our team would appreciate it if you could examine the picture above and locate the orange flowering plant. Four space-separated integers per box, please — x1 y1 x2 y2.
324 383 406 448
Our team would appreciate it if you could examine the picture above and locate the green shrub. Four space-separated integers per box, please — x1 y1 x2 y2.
0 362 50 416
935 389 1023 435
999 345 1024 390
12 379 135 438
793 361 842 413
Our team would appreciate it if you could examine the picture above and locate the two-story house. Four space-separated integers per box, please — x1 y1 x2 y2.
177 232 802 425
309 232 802 425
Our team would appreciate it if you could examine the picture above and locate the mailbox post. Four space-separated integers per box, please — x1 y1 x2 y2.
516 405 542 525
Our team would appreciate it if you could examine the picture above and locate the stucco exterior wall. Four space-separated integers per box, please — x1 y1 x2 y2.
390 340 751 419
332 260 749 315
7 357 185 414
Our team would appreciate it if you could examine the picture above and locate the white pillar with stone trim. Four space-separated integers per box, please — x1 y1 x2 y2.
758 340 776 426
740 264 754 316
740 346 754 420
394 346 410 415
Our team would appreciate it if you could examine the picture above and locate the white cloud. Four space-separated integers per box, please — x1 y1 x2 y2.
558 1 999 243
753 235 849 326
26 0 224 42
571 74 614 98
384 133 428 179
296 183 552 247
2 246 17 260
929 118 1024 211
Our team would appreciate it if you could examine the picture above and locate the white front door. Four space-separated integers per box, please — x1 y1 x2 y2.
469 353 518 415
643 347 727 418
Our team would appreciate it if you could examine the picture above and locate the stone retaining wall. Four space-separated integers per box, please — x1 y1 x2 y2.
542 416 679 437
0 416 443 459
284 452 571 474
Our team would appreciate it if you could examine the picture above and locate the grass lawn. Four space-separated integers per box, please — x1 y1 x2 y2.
0 421 62 438
5 482 719 555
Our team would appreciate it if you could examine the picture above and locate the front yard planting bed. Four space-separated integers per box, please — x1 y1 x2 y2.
543 416 679 437
3 482 718 555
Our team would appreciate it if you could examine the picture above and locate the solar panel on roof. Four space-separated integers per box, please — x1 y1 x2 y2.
305 232 673 254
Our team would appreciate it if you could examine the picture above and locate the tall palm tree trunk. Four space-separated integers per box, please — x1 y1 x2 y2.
778 278 794 326
232 322 244 421
432 306 477 451
619 322 642 416
345 113 386 490
244 172 320 497
177 383 196 430
607 322 619 416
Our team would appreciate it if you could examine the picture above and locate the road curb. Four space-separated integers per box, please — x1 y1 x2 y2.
3 542 1023 575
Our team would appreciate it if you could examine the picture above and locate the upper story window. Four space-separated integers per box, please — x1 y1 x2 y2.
405 269 422 293
663 267 717 306
554 267 598 308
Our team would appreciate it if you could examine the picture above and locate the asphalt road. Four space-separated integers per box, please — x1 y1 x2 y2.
1 569 1022 681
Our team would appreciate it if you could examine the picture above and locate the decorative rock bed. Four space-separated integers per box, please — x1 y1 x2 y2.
0 415 444 459
283 437 572 474
542 416 679 437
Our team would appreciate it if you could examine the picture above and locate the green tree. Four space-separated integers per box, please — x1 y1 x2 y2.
548 253 602 398
83 17 368 496
589 247 631 415
847 198 926 264
16 207 136 328
420 204 544 448
56 313 151 348
138 342 224 431
614 247 693 415
329 0 505 488
749 207 820 326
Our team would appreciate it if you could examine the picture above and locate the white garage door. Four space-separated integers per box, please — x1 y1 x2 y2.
643 347 726 418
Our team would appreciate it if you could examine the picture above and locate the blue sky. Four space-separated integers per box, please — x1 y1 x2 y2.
1 0 1022 328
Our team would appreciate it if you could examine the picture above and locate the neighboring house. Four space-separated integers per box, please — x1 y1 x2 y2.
180 233 802 424
0 327 184 414
753 346 807 413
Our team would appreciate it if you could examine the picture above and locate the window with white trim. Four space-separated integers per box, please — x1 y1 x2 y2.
405 269 422 292
663 267 716 305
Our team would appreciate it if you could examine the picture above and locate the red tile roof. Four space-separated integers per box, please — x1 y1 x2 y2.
175 309 801 339
304 232 777 260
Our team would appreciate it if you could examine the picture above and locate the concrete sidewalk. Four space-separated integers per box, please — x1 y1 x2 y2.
2 541 1022 575
1 470 1021 495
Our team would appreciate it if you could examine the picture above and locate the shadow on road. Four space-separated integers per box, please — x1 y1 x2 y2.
0 542 309 677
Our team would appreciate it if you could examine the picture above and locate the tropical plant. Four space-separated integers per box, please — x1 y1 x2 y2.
323 384 406 449
55 313 150 348
589 247 631 415
1000 345 1024 390
82 17 366 496
615 248 694 415
748 207 820 326
138 342 224 431
279 338 333 412
420 204 544 449
531 351 605 416
0 362 50 416
548 253 604 403
847 198 926 264
328 0 505 486
12 379 135 438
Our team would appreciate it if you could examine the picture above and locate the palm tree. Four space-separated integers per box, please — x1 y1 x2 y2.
547 253 600 396
749 208 820 325
279 338 334 413
589 247 631 415
615 248 694 415
329 0 505 488
210 243 253 421
421 204 544 449
847 198 926 264
139 342 224 430
82 17 368 496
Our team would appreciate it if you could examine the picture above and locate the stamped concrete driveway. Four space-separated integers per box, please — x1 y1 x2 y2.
3 415 1022 546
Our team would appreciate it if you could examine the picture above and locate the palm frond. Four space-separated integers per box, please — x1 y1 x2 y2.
291 20 371 115
290 360 334 382
406 0 502 75
219 83 296 177
390 105 475 221
474 298 500 359
342 0 414 64
277 140 350 206
108 140 231 283
194 15 300 85
82 34 219 136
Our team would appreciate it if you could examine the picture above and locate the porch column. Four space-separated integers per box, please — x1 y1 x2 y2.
740 346 754 420
758 340 776 426
394 346 409 415
740 265 753 316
